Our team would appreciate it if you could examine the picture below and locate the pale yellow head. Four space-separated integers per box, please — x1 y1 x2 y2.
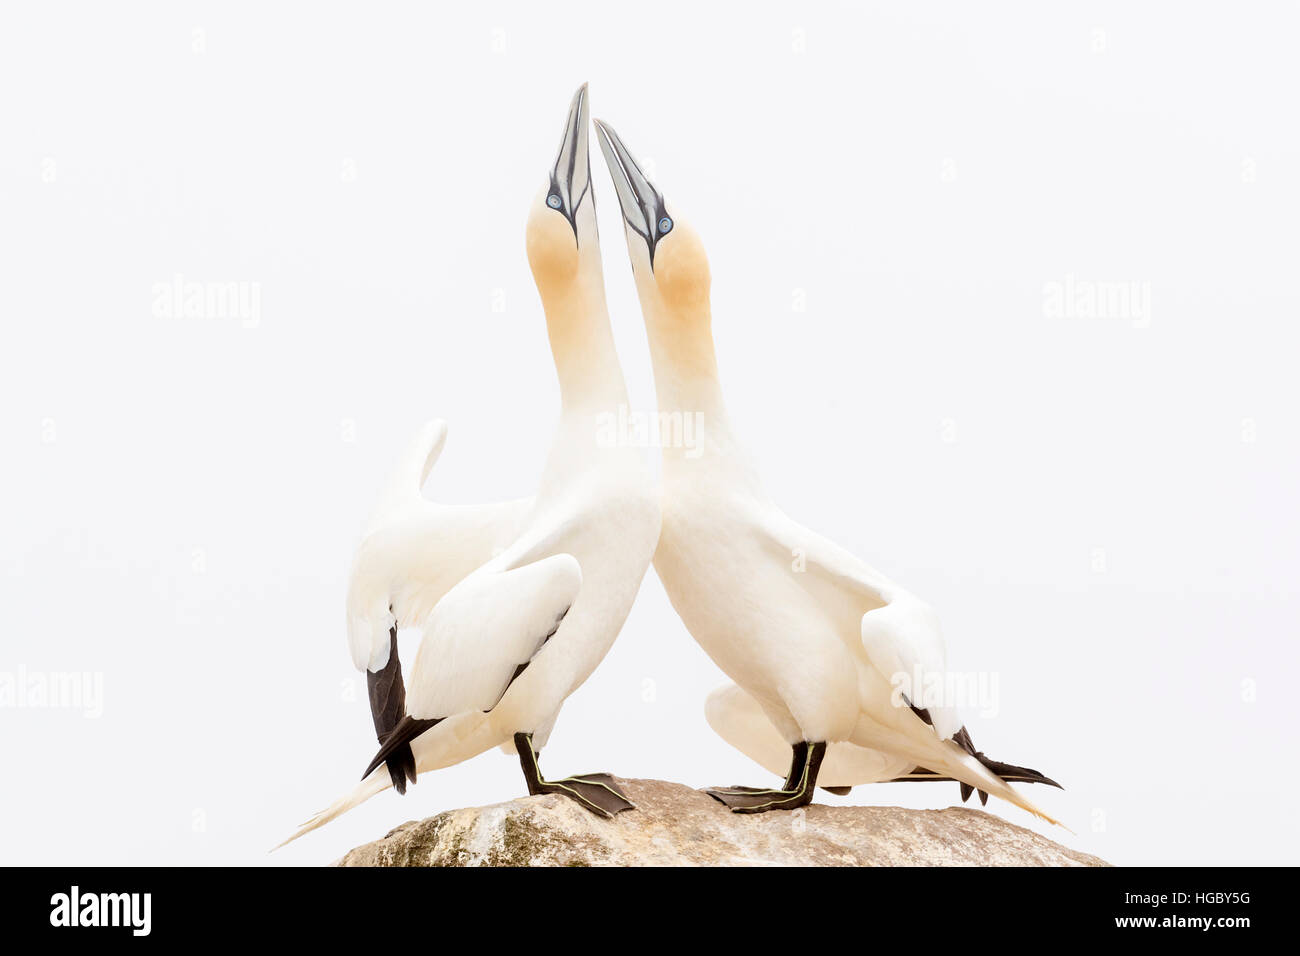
525 83 602 299
525 85 623 409
594 118 716 382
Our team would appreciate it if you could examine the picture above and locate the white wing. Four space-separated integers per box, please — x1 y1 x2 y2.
755 509 1064 826
758 509 963 740
365 418 450 536
405 553 581 718
345 419 531 672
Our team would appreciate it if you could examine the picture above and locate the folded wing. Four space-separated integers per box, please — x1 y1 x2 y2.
757 509 961 739
405 553 582 719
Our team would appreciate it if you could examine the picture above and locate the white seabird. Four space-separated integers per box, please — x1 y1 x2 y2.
280 85 660 846
346 417 530 794
593 117 1061 820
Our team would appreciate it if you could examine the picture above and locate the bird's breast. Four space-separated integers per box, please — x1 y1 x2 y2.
655 503 853 697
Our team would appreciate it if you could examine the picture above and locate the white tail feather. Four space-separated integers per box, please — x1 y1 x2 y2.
926 740 1066 829
272 769 393 851
273 712 502 852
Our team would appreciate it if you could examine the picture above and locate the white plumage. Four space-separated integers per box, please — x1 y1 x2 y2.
407 553 580 717
594 117 1060 823
705 683 914 787
279 85 659 847
345 418 529 674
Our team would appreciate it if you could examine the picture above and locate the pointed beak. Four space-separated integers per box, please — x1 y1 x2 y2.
593 118 672 269
548 83 592 241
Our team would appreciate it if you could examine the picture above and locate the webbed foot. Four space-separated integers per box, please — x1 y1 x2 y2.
704 741 827 814
514 733 636 818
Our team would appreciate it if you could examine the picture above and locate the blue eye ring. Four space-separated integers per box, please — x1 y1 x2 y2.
547 194 563 209
658 216 673 234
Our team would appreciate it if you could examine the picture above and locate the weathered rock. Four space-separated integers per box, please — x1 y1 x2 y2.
335 778 1105 867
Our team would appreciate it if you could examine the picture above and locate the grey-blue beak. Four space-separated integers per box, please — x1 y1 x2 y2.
593 118 673 269
546 83 593 243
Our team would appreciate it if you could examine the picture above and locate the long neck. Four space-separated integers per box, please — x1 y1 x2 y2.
642 297 742 469
540 265 628 414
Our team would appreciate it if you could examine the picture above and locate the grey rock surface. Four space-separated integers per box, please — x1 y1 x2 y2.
335 778 1105 867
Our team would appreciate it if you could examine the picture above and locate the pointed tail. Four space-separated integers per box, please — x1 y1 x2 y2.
274 712 502 851
274 717 443 850
893 726 1062 807
916 733 1065 828
272 769 393 851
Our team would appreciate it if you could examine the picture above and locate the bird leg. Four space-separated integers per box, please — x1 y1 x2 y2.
706 741 827 813
513 732 636 819
706 742 810 797
782 741 811 790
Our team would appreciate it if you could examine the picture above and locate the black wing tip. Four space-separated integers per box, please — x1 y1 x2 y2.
893 762 1064 797
364 623 429 791
951 725 1065 793
978 757 1064 791
362 716 439 783
383 742 418 794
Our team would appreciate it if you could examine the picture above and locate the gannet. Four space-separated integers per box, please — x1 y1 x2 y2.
594 118 1061 818
345 418 530 794
280 86 659 846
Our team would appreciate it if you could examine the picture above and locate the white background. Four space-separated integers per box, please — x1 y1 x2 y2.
2 2 1296 867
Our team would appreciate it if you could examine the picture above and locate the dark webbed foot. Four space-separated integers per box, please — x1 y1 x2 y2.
535 773 636 817
705 741 827 814
514 734 636 819
705 785 813 812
